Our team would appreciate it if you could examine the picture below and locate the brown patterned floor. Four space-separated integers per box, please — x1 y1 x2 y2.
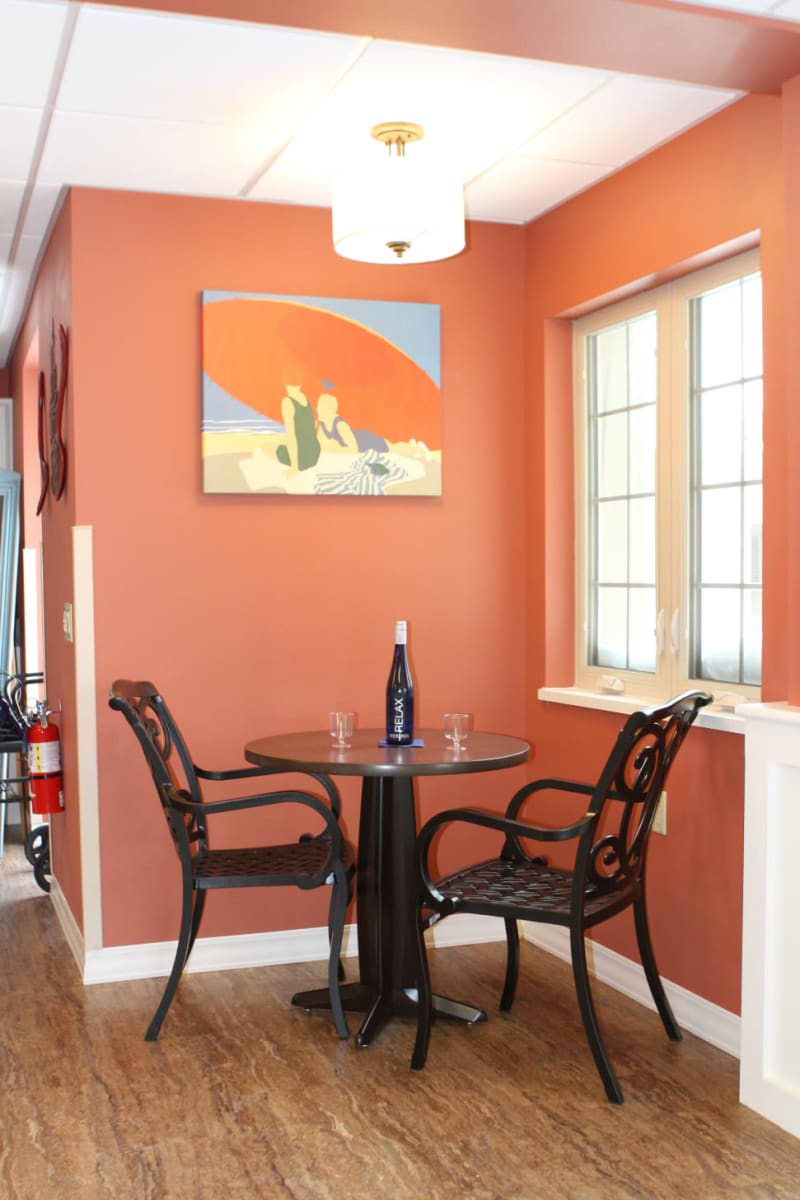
2 830 798 1199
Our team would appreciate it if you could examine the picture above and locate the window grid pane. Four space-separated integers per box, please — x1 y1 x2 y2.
587 313 657 673
690 273 763 686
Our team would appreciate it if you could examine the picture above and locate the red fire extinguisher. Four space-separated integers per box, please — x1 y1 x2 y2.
26 701 64 815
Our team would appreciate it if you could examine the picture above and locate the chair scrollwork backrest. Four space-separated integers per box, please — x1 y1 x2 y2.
580 690 712 894
109 679 207 854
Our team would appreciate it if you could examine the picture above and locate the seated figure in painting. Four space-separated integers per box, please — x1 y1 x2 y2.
316 393 389 455
275 383 321 472
316 393 435 462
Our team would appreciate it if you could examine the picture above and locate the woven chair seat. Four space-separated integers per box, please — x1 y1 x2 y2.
436 857 632 922
196 839 355 886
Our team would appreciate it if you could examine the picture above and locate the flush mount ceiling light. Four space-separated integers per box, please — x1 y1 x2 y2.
332 122 465 265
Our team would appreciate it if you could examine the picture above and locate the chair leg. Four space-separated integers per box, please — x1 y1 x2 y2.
329 870 352 984
500 918 520 1011
634 894 681 1041
146 877 198 1042
411 915 434 1070
327 868 349 1039
186 889 207 960
570 924 624 1104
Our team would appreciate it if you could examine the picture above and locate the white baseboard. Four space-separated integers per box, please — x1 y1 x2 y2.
523 925 741 1060
62 899 738 1059
51 876 87 974
83 922 360 985
80 913 502 985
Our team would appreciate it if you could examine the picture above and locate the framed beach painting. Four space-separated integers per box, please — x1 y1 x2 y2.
201 291 441 496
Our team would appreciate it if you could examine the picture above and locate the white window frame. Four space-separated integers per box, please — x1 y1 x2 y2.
570 249 762 712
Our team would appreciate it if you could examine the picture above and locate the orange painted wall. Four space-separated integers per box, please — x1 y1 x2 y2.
64 191 529 947
0 368 8 394
9 196 84 927
523 94 786 1014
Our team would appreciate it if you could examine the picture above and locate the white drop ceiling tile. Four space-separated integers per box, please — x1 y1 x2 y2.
465 156 612 224
518 76 740 168
248 164 332 208
252 41 610 199
0 235 39 278
0 106 43 179
0 180 25 229
38 111 263 195
0 1 70 107
61 6 362 149
669 0 776 10
21 184 62 238
11 234 41 276
0 263 33 323
771 0 800 19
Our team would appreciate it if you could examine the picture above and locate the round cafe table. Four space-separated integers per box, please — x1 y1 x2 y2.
245 727 531 1047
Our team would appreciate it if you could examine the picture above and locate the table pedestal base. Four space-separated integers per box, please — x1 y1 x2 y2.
291 982 487 1046
293 772 485 1047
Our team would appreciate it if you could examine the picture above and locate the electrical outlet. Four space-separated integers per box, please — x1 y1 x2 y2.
653 790 667 836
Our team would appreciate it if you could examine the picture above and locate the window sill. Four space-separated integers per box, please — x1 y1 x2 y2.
537 686 746 735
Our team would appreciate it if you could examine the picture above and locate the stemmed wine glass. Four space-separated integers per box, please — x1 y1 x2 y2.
444 713 470 752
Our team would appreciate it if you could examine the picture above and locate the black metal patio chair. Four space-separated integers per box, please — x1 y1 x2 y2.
413 690 712 1102
109 679 354 1041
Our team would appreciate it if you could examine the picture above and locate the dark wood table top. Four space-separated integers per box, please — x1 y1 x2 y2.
244 728 530 778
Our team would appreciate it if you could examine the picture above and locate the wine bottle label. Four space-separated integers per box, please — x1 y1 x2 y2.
391 696 407 738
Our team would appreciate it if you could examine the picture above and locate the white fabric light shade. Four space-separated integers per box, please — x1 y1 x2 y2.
332 153 465 264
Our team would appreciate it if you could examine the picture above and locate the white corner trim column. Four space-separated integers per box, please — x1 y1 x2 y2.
740 701 800 1139
73 525 102 954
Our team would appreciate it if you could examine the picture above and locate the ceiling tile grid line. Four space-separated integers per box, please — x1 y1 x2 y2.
0 0 77 362
239 34 374 198
0 0 796 367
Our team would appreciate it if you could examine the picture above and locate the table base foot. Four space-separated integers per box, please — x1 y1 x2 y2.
291 983 487 1047
431 992 487 1025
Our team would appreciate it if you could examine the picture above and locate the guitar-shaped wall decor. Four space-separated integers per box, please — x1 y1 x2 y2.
35 369 49 516
36 321 69 511
48 320 68 501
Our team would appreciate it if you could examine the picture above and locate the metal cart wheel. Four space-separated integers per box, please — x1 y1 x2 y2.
23 823 50 893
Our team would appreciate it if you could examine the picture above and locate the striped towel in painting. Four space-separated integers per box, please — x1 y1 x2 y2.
314 449 408 496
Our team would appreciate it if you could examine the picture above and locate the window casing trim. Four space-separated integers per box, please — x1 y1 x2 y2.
571 249 762 710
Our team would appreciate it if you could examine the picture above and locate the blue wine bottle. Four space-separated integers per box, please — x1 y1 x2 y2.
385 620 414 745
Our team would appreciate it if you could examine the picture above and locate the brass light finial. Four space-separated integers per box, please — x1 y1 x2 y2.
370 122 425 156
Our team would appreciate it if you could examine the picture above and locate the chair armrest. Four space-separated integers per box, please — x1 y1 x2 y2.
417 804 595 901
193 765 343 819
195 764 285 782
419 806 593 853
505 777 595 821
167 785 346 851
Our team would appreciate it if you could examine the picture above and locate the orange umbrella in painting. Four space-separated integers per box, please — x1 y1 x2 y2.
202 297 441 449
